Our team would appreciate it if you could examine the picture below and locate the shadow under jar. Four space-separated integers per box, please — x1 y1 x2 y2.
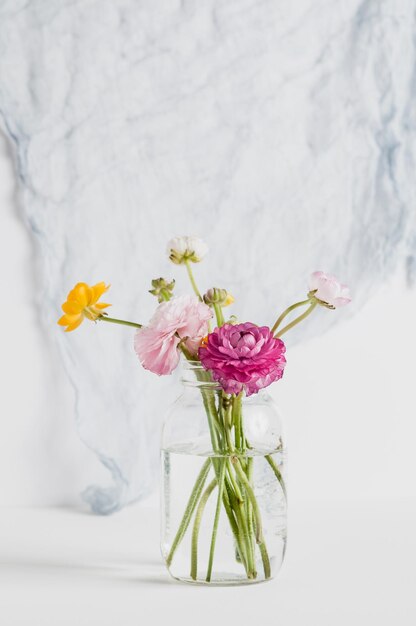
161 361 287 585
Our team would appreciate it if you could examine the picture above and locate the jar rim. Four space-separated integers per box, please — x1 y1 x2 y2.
182 359 205 370
180 358 221 389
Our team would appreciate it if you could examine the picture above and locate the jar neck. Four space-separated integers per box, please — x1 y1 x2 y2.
181 360 222 390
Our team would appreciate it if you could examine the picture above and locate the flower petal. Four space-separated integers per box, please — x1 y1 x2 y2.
62 301 83 315
95 302 111 310
91 282 110 304
67 282 91 307
58 313 82 326
199 322 286 395
65 316 84 332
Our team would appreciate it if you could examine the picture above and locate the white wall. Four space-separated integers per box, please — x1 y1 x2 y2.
1 0 414 513
0 133 107 507
1 130 414 508
276 274 416 503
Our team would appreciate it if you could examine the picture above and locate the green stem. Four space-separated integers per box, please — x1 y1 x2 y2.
169 355 261 580
232 393 244 452
230 463 257 578
205 399 253 578
183 261 212 331
188 356 222 451
224 397 258 576
191 478 217 580
225 479 255 577
232 457 264 545
246 457 255 546
258 541 271 580
185 260 203 301
265 455 287 500
213 302 225 327
270 299 311 335
226 460 244 504
244 457 257 577
224 412 234 451
189 365 252 575
275 302 318 338
214 395 255 577
176 358 250 572
98 316 142 329
206 460 227 582
242 455 270 579
166 458 211 567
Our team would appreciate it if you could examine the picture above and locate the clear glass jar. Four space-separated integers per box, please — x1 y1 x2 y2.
161 361 287 585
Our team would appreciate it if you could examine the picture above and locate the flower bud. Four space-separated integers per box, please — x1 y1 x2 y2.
203 288 234 307
167 236 208 264
149 277 175 303
308 271 351 310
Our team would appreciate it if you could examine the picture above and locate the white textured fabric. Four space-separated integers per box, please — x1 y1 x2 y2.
0 0 414 512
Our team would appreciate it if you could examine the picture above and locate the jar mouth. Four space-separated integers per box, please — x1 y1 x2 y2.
181 359 221 389
182 359 205 371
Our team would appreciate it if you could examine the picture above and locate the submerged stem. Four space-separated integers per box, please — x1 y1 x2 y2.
225 479 256 577
232 457 264 545
166 458 211 567
258 540 271 580
206 460 227 581
245 457 255 556
167 357 278 582
265 454 287 499
191 478 217 580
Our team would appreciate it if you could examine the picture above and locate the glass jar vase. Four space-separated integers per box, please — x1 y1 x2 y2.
161 361 287 585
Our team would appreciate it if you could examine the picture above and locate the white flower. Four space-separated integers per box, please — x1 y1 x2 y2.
308 271 351 309
167 236 208 264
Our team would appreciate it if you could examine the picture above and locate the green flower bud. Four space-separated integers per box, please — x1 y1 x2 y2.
149 277 175 303
203 288 234 307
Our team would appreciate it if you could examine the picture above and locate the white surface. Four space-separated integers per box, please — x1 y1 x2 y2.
0 502 415 625
1 0 415 512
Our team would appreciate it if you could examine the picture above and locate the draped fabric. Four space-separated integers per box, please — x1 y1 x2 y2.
0 0 414 512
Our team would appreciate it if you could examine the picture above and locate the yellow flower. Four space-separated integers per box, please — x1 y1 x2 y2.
223 293 235 307
58 282 111 332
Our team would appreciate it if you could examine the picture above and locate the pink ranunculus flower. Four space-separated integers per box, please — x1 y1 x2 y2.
134 295 212 375
308 271 351 309
199 322 286 396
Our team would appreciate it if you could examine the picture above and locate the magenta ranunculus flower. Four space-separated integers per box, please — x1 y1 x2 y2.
134 295 212 376
199 322 286 396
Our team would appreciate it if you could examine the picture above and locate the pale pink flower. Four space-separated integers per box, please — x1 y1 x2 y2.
308 271 351 309
134 295 212 375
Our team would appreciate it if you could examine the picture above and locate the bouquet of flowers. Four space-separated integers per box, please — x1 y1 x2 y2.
58 236 351 585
